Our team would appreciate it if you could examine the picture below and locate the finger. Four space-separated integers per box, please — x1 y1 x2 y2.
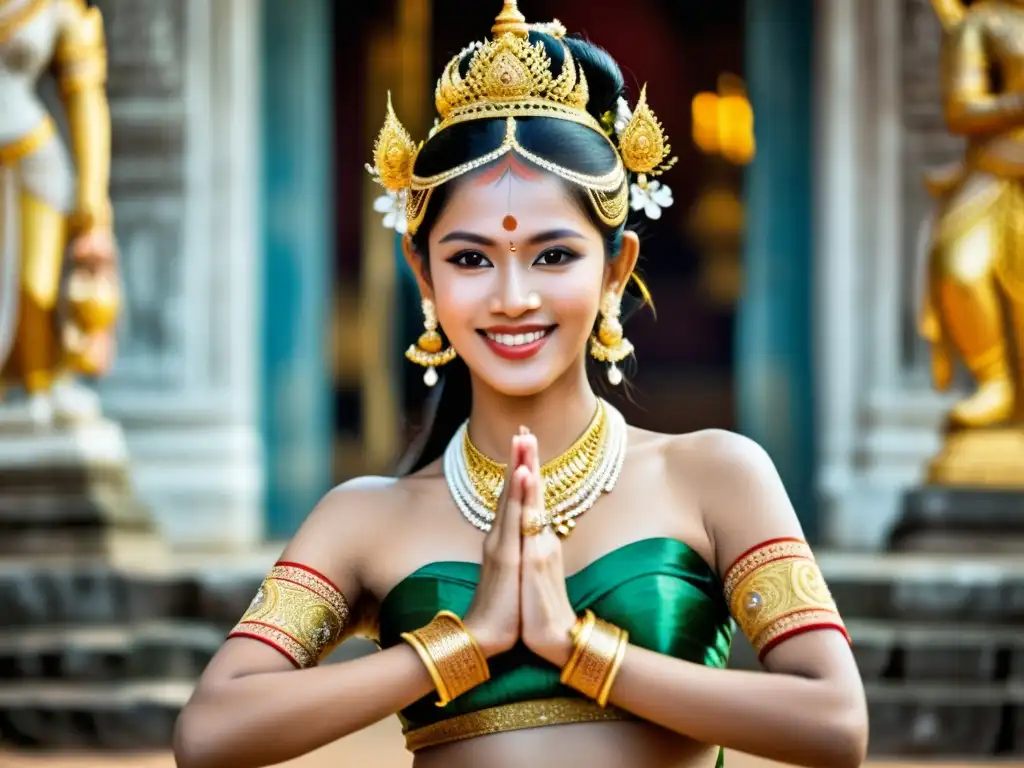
517 433 545 520
490 435 521 537
520 469 548 537
503 464 529 544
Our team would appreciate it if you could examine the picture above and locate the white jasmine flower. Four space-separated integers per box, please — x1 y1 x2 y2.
630 180 674 220
428 117 441 138
373 188 408 233
614 96 633 137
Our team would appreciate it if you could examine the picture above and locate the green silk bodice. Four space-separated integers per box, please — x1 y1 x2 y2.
379 537 734 763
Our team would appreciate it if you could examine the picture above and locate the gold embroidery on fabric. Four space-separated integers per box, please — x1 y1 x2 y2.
723 539 849 657
403 697 633 752
228 563 350 668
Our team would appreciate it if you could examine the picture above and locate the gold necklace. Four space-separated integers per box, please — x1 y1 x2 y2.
443 399 628 536
463 402 606 511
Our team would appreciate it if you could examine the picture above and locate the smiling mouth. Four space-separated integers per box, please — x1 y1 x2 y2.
477 325 557 360
479 327 555 347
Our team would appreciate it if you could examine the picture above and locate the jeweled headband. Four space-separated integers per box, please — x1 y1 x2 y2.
366 1 677 235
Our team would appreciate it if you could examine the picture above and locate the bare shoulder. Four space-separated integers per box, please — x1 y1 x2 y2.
52 0 98 34
662 428 775 479
278 474 415 596
658 428 805 576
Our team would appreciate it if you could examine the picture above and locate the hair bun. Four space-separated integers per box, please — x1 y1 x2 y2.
562 36 626 122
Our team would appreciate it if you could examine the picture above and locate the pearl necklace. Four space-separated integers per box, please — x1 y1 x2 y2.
442 399 628 536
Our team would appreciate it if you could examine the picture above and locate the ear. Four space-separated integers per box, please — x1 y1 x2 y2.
604 230 640 298
401 234 433 301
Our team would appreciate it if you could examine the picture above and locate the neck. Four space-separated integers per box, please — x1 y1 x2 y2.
466 362 599 466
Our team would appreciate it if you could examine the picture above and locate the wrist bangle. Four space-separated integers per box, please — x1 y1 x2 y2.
560 609 628 707
560 610 596 684
401 610 490 707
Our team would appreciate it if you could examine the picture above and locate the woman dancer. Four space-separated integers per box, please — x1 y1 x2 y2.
174 4 868 767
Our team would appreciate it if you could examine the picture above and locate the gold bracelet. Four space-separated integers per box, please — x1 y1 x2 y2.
560 609 628 707
560 610 596 685
401 610 490 708
596 629 628 707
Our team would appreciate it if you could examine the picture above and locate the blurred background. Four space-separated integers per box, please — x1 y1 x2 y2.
2 0 1023 765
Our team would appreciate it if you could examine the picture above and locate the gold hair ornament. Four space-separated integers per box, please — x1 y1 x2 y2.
367 2 675 234
406 298 457 386
617 85 677 188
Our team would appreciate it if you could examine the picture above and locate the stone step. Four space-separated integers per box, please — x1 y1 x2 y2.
0 622 226 683
866 681 1024 757
3 549 1024 627
729 619 1024 685
893 488 1024 554
0 552 265 628
0 681 191 750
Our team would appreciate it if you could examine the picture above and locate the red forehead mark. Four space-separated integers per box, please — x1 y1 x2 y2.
503 215 518 231
472 154 544 186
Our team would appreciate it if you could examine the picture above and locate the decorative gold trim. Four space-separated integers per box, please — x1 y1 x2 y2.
401 610 490 708
560 610 628 705
412 117 624 192
0 118 55 167
228 562 351 668
404 697 633 752
723 538 849 659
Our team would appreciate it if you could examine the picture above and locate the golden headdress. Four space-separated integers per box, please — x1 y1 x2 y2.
367 1 677 235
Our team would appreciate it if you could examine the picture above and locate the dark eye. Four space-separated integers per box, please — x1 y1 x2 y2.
534 247 578 267
448 251 492 268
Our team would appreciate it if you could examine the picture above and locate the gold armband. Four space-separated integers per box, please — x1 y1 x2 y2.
723 538 850 661
55 4 108 95
228 561 350 668
401 611 490 707
560 610 628 708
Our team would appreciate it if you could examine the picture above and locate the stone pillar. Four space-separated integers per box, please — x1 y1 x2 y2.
93 0 264 548
738 0 817 537
260 0 334 538
815 0 963 549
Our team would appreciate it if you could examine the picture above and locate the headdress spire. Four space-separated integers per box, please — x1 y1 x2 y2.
492 2 529 38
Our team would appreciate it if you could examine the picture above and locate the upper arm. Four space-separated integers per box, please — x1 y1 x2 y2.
194 476 393 689
670 431 859 684
943 19 990 108
51 0 106 86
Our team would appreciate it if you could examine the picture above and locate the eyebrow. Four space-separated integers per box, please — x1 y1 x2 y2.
437 228 586 246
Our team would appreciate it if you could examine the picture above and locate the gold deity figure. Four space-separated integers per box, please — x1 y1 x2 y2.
0 0 119 426
918 0 1024 484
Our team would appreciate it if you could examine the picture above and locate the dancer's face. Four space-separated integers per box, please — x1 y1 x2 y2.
406 159 638 398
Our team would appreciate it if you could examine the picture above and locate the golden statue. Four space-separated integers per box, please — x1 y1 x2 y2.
0 0 119 426
918 0 1024 486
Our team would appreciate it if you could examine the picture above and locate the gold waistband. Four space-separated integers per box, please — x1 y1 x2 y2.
0 119 55 167
404 697 635 752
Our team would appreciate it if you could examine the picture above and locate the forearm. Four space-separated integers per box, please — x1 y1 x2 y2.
945 92 1024 135
606 644 866 768
174 644 434 768
63 87 112 228
56 2 113 233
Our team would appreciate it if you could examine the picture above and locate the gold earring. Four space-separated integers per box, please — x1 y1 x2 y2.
406 298 457 387
589 287 634 386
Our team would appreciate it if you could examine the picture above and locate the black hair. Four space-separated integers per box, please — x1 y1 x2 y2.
397 32 638 476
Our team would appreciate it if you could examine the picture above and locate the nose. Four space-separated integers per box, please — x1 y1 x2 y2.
490 264 537 318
